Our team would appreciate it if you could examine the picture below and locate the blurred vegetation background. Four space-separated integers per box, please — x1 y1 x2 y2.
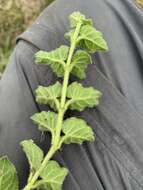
0 0 53 76
135 0 143 8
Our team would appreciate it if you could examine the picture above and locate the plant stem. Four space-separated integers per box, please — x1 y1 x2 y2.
54 22 82 147
23 22 82 190
23 145 56 190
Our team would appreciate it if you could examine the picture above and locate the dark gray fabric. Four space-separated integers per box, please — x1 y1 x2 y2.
0 0 143 189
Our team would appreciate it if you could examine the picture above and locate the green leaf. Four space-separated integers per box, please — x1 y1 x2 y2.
36 81 62 110
35 45 69 77
64 30 74 42
65 26 108 53
66 82 102 111
78 25 108 52
71 50 91 79
38 184 50 190
69 12 93 28
39 160 68 190
62 117 95 144
20 140 44 171
31 111 57 133
0 156 19 190
38 185 50 190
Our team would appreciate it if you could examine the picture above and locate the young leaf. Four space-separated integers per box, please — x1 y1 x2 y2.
0 157 19 190
71 50 91 79
66 82 102 111
62 117 95 144
35 45 69 77
69 12 93 28
64 30 74 43
39 160 68 190
36 81 62 110
31 111 57 133
78 25 108 52
20 140 44 171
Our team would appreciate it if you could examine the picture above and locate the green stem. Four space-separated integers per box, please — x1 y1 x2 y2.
23 146 56 190
23 22 82 190
54 22 82 147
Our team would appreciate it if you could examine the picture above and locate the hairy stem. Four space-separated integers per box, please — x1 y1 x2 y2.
23 146 56 190
54 22 82 147
23 22 82 190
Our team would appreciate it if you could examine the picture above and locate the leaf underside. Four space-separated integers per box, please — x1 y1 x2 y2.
35 45 69 77
78 25 108 52
62 117 95 144
69 11 93 28
67 82 102 111
38 160 68 190
65 25 108 53
20 140 44 171
0 157 19 190
35 81 62 110
31 111 57 133
71 50 91 79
